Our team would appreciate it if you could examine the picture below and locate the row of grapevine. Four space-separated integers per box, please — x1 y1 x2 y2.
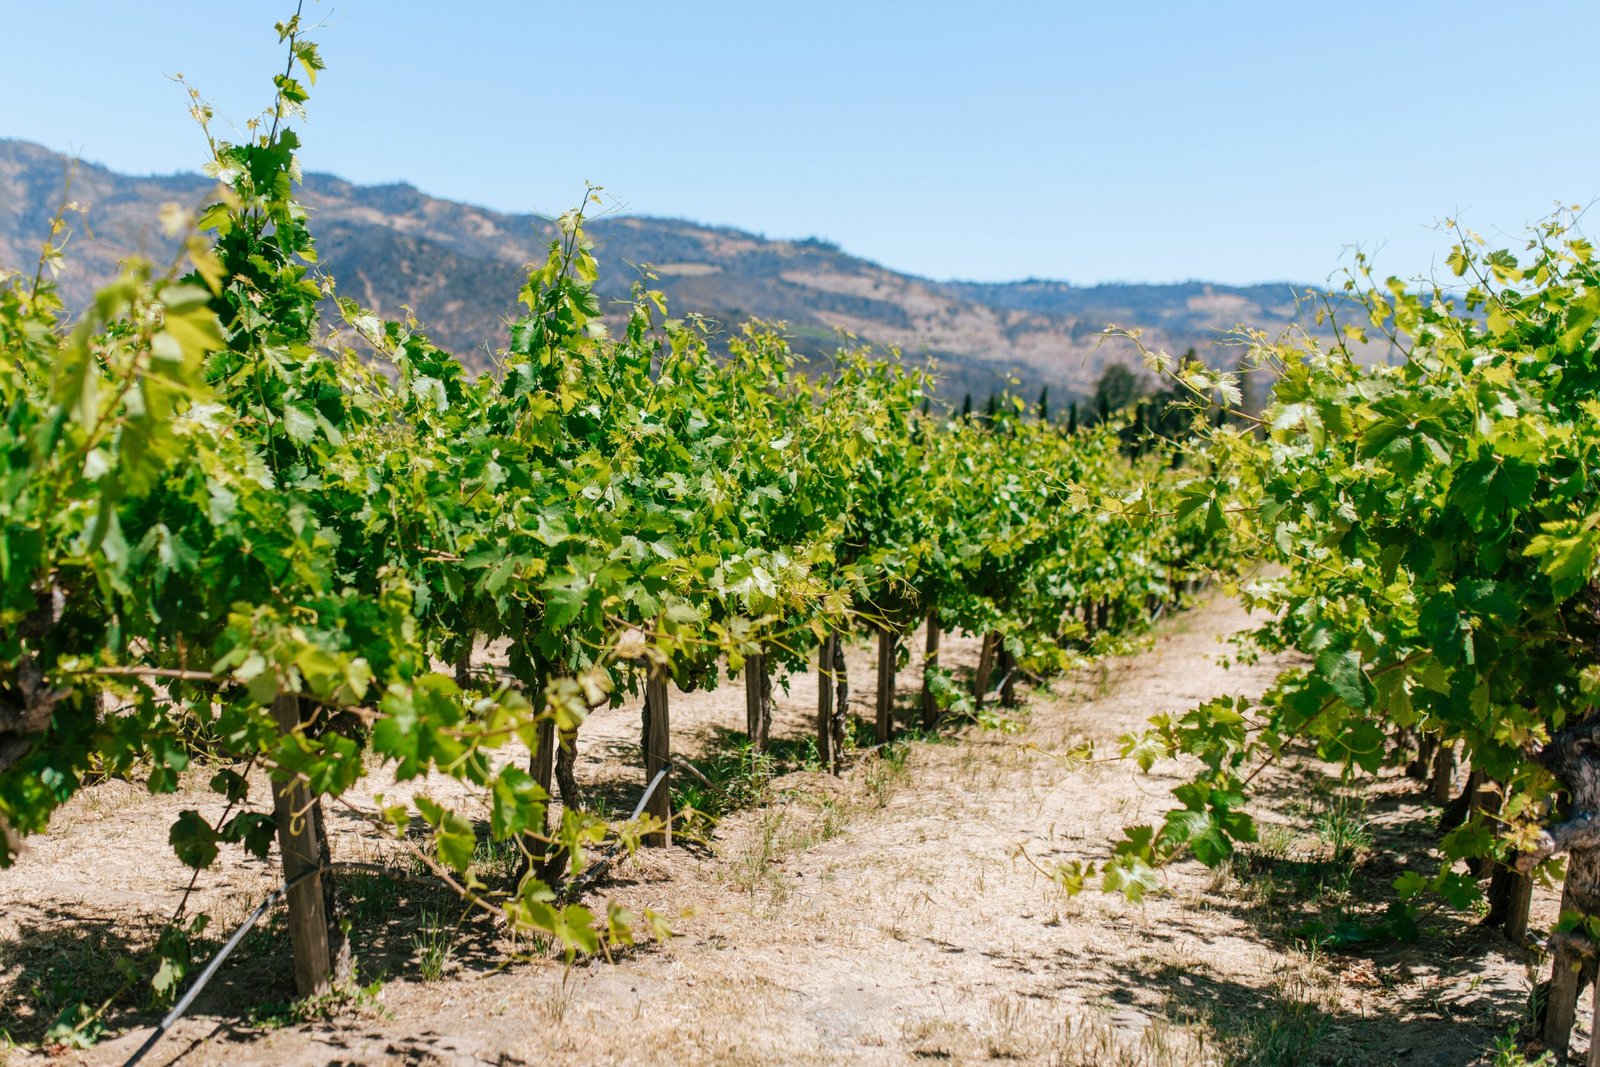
0 12 1220 1028
1074 213 1600 1056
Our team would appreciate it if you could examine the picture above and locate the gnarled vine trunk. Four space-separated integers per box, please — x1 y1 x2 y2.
555 731 581 814
998 645 1018 709
1517 714 1600 1059
0 587 65 776
973 632 997 709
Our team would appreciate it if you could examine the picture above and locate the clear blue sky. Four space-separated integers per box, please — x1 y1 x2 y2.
3 1 1596 285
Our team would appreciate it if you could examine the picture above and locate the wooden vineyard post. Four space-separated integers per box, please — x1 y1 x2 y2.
1387 725 1415 771
1430 741 1458 805
642 667 672 847
1408 733 1437 781
817 636 837 772
1485 861 1533 942
533 719 555 826
1439 769 1487 836
1506 871 1533 944
745 648 772 751
920 613 942 732
830 636 851 768
1590 992 1600 1067
516 713 560 881
270 693 333 998
833 638 850 738
1487 788 1535 942
1544 878 1584 1059
875 627 898 744
973 632 997 709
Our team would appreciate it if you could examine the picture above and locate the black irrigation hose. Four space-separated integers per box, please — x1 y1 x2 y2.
123 861 450 1067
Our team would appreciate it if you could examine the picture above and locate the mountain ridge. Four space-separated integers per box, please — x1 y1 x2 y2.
0 137 1323 400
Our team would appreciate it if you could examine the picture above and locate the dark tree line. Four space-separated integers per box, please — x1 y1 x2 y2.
953 349 1260 460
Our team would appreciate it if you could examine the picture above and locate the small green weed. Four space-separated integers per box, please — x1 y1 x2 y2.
865 743 910 808
411 910 453 982
671 737 779 838
1490 1026 1555 1066
1314 794 1372 870
246 963 386 1029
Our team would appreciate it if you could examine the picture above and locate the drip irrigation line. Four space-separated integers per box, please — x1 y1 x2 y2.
989 666 1018 697
123 861 449 1067
560 741 828 898
560 761 673 903
132 756 686 1065
123 630 1133 1067
661 748 738 806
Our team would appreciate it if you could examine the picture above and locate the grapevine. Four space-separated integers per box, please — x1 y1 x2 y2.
0 12 1215 1040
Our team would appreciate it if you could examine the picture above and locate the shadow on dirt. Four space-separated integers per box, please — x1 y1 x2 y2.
1035 752 1544 1064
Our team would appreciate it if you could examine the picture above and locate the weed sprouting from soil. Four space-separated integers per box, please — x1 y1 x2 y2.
411 910 452 982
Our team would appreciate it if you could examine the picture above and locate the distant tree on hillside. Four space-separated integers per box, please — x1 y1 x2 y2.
1127 400 1148 458
961 393 972 419
1235 354 1263 418
1093 363 1141 419
1037 385 1049 422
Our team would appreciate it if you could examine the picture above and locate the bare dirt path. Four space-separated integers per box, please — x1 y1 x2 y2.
3 593 1556 1065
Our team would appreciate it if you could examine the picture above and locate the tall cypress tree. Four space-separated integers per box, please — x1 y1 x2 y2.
960 393 972 419
1037 385 1049 422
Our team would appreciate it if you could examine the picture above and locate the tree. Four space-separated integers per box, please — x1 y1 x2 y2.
1234 354 1261 419
1093 363 1142 420
1037 385 1050 423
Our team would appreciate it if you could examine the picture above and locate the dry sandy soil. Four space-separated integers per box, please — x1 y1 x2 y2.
0 593 1574 1065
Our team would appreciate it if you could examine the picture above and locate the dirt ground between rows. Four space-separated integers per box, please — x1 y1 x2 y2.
1 592 1576 1065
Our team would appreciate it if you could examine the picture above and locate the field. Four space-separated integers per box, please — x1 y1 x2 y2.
8 11 1600 1067
3 593 1565 1065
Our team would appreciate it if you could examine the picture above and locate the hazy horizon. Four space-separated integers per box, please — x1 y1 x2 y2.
3 134 1328 292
